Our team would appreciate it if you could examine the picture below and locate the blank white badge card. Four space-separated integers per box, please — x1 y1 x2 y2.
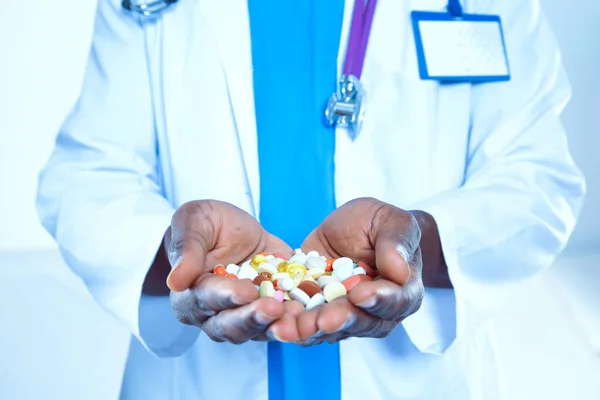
411 11 511 82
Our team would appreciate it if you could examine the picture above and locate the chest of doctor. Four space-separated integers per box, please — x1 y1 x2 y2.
138 0 472 213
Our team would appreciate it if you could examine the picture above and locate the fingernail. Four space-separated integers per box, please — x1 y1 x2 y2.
166 257 184 292
340 314 357 331
357 297 377 310
266 329 289 343
170 255 184 269
254 311 276 326
396 245 411 263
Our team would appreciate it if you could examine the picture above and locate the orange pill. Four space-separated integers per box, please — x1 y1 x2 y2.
357 261 377 278
342 274 372 292
325 259 335 272
253 275 269 286
258 251 269 257
273 252 288 261
226 273 238 279
213 265 227 276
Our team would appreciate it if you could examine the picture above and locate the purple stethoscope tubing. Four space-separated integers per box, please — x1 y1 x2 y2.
343 0 378 79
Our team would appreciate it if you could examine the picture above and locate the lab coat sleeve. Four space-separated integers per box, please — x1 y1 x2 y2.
401 1 586 354
36 0 200 357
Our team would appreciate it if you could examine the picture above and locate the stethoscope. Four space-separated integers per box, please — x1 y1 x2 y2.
121 0 177 17
121 0 420 139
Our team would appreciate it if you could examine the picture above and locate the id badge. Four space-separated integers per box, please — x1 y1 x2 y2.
411 11 511 82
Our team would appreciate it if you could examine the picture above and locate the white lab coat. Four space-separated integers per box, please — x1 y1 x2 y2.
36 0 585 399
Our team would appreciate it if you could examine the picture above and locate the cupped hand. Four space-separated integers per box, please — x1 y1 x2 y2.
165 200 303 344
297 197 424 345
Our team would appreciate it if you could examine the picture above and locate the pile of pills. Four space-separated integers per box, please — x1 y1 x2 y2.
212 249 377 309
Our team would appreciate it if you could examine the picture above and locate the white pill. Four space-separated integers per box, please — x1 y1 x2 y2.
332 257 353 270
332 264 353 281
238 266 258 280
268 257 285 267
291 272 304 287
306 250 320 258
257 262 278 276
289 288 310 306
318 275 338 288
306 293 326 310
259 281 275 297
278 277 295 291
353 267 367 275
320 255 327 261
294 248 304 255
306 257 327 270
225 264 240 275
308 268 326 279
266 254 275 260
288 253 307 265
271 272 291 281
323 281 347 302
241 259 252 269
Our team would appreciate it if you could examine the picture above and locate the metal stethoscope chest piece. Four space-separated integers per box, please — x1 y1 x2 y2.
122 0 178 17
326 74 366 141
325 0 377 140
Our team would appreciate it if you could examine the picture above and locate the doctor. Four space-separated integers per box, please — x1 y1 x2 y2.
37 0 584 399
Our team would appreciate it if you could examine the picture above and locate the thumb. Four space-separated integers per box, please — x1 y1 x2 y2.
374 238 412 285
165 205 216 293
373 213 421 286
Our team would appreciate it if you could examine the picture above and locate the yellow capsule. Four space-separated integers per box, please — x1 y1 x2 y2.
251 254 267 268
277 261 289 273
287 263 307 276
302 273 316 282
308 268 325 279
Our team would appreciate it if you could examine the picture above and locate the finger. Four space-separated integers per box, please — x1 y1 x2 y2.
202 297 286 344
373 210 422 285
193 274 261 311
166 202 217 292
310 318 397 344
347 274 424 321
253 300 304 342
170 275 261 326
300 298 394 345
265 301 304 343
316 297 383 335
297 307 321 341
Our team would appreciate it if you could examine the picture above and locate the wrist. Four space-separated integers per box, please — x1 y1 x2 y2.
409 210 452 289
142 226 172 296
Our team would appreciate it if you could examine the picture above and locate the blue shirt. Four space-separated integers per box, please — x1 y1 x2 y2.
248 1 344 399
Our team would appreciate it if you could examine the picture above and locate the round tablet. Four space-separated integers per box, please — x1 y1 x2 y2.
298 281 321 298
306 293 326 310
323 281 347 302
289 288 310 306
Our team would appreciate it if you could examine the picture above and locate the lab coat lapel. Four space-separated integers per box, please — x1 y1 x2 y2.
198 0 260 216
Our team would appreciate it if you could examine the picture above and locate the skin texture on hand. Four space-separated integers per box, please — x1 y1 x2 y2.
143 197 448 346
297 197 425 345
157 200 305 344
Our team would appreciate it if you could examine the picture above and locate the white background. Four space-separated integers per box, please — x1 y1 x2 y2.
0 1 599 399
